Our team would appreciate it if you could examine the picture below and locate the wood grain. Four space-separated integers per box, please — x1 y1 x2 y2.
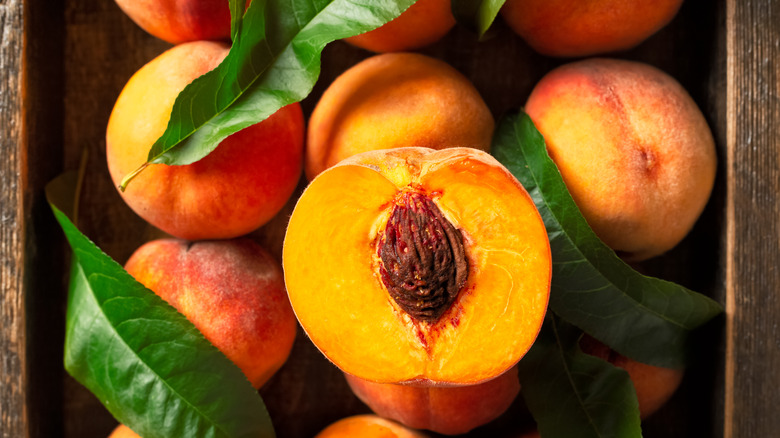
725 1 780 437
1 0 27 436
2 0 69 436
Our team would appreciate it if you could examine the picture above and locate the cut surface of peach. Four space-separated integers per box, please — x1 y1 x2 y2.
283 147 551 385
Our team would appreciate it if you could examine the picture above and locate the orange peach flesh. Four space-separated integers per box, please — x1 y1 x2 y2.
525 58 716 261
315 415 427 438
501 0 684 57
306 53 494 179
345 0 455 52
125 238 297 389
284 147 551 385
345 366 520 435
106 41 303 241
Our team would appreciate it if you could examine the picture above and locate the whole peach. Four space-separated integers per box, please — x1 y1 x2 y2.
107 41 304 241
502 0 684 57
306 53 494 179
345 0 455 52
525 58 716 261
579 335 684 419
107 425 139 438
615 356 684 418
113 0 250 44
315 415 427 438
345 367 520 435
124 238 297 389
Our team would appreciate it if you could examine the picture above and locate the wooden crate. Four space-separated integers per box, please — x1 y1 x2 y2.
2 0 777 436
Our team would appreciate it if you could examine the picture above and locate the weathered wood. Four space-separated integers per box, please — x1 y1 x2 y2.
2 0 69 436
725 1 780 437
1 0 28 436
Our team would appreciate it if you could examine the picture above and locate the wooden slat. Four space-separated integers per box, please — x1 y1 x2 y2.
725 1 780 437
4 1 68 436
0 0 27 436
21 0 67 437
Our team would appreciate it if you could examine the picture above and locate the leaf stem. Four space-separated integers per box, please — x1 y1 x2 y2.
119 162 150 192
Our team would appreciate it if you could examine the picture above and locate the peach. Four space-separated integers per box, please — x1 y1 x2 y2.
107 425 139 438
124 237 297 389
315 415 427 438
344 0 455 52
107 41 304 241
345 366 520 435
113 0 249 44
525 58 716 261
579 335 684 419
621 356 684 418
306 53 494 179
501 0 684 57
284 147 551 385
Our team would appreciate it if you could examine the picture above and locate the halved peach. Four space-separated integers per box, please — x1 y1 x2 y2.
283 147 551 385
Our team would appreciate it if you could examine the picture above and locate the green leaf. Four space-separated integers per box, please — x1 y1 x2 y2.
47 172 274 438
451 0 506 39
517 316 642 438
229 0 244 42
121 0 417 190
492 110 722 368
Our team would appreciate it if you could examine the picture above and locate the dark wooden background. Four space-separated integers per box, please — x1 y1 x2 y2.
2 0 778 437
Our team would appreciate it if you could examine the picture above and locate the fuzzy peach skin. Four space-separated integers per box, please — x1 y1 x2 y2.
306 53 494 179
501 0 683 57
616 355 684 419
316 415 428 438
107 41 303 241
124 238 297 389
344 0 455 52
579 335 684 419
345 366 520 435
113 0 250 44
107 425 139 438
525 58 716 261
